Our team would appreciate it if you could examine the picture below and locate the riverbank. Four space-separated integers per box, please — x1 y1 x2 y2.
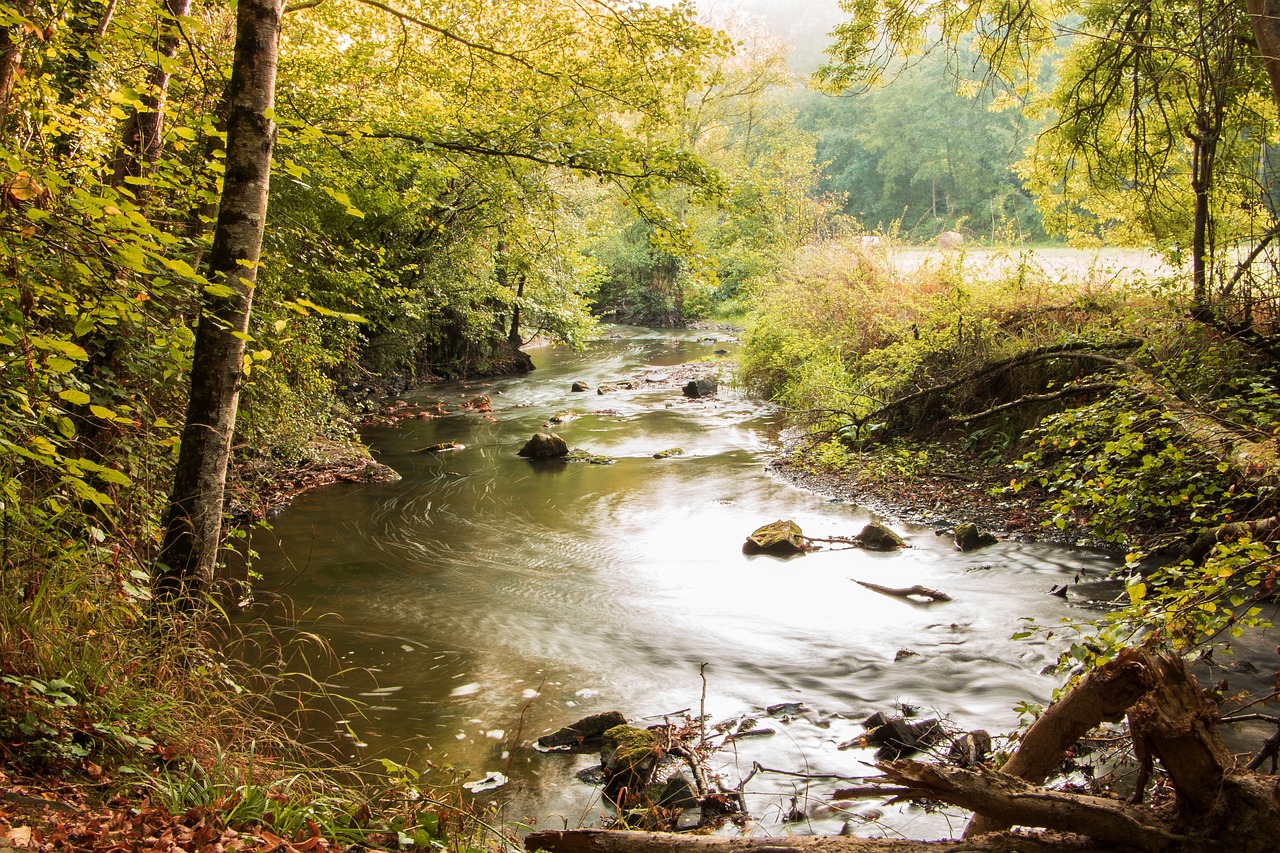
766 432 1102 549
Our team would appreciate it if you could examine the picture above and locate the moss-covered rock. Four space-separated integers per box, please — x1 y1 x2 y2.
856 521 905 551
536 711 627 751
517 433 569 458
743 520 808 555
567 449 615 464
955 522 998 551
601 725 661 804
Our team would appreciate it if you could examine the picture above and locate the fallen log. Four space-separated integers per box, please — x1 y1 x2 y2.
854 581 952 603
525 829 1131 853
881 761 1182 851
963 648 1154 837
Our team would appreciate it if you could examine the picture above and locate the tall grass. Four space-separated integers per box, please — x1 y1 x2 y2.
739 235 1150 431
0 492 509 851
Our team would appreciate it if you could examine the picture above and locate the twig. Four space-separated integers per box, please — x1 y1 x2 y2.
670 743 712 799
831 785 915 799
699 662 709 749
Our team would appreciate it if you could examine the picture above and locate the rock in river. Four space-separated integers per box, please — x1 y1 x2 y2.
955 522 998 551
855 521 905 551
601 724 661 803
537 710 627 751
743 520 808 556
571 381 591 392
682 376 718 398
518 433 569 458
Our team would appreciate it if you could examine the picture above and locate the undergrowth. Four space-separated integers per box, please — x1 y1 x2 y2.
0 497 507 852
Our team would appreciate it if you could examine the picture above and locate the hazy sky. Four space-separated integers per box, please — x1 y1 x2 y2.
696 0 845 70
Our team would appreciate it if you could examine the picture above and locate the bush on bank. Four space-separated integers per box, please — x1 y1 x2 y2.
739 237 1280 549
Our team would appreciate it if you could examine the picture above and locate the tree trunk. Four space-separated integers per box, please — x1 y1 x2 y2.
1248 0 1280 121
0 0 33 137
509 273 525 346
111 0 193 188
1189 132 1215 317
156 0 282 604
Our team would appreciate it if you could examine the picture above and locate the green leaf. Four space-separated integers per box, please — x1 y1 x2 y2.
162 257 199 279
58 389 91 405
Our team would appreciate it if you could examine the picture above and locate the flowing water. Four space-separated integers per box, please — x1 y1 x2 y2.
247 326 1128 840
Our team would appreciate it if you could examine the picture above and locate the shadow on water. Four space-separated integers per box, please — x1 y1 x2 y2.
244 326 1125 839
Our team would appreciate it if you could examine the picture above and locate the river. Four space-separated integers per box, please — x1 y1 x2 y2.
247 325 1126 840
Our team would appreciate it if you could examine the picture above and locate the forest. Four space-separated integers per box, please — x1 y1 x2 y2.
5 0 1280 849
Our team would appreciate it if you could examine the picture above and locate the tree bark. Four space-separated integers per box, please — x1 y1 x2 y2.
1248 0 1280 121
0 0 33 137
156 0 282 604
883 761 1183 851
111 0 193 188
1127 654 1233 815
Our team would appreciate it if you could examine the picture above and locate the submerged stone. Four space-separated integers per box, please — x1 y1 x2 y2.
682 376 718 398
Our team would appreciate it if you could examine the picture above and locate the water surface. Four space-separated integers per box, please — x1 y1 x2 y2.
248 326 1122 839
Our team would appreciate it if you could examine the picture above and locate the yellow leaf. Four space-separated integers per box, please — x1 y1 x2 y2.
1126 582 1147 603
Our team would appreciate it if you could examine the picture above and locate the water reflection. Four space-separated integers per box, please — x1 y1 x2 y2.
247 326 1122 839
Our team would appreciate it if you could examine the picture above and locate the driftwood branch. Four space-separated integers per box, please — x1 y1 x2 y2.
854 580 952 603
1221 226 1280 302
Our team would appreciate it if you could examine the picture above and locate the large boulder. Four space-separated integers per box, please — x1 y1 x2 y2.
955 522 998 551
856 521 905 551
682 376 718 398
536 710 627 752
743 520 808 555
517 433 569 458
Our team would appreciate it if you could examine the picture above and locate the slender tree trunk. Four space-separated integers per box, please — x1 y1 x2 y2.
156 0 283 604
0 0 33 137
1190 132 1216 317
509 273 525 346
111 0 193 188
